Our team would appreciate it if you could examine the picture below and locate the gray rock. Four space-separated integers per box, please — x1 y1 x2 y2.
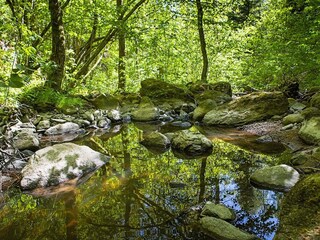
132 97 159 122
203 92 288 126
37 120 51 130
282 113 304 126
6 159 28 170
20 143 109 190
51 118 67 123
171 130 213 158
74 119 91 128
107 109 122 122
281 123 294 130
250 164 299 192
290 102 306 111
171 121 192 128
97 118 111 128
201 202 236 221
298 117 320 145
200 216 259 240
82 111 95 122
12 132 39 150
45 122 80 135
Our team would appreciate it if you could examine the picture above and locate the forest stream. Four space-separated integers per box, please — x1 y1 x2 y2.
0 122 286 240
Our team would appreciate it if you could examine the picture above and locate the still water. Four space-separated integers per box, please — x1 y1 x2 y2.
0 123 285 240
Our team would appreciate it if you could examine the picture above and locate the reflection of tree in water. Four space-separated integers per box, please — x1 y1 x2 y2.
0 124 283 240
202 140 282 239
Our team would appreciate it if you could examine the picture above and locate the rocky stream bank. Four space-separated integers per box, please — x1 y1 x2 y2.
1 79 320 239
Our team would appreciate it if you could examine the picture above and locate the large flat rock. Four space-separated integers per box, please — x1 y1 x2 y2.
21 143 109 190
203 92 288 126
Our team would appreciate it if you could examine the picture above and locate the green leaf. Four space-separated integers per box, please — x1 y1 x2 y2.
9 73 24 88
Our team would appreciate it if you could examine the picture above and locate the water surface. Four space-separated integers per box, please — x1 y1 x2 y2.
0 123 284 240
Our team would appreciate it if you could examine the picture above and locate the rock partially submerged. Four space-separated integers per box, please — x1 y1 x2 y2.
250 164 299 192
140 131 171 153
201 202 236 221
20 143 109 190
274 174 320 239
200 216 259 240
203 92 288 126
171 130 212 158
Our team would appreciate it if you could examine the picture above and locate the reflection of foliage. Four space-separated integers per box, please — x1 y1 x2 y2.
0 124 282 239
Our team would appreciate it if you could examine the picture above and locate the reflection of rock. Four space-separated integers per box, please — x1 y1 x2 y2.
21 143 109 190
200 216 259 240
298 117 320 145
140 131 170 153
201 202 236 221
45 122 80 135
203 92 288 126
250 164 299 192
275 174 320 240
171 130 213 158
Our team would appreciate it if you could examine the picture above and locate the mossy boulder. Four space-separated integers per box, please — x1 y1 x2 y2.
274 174 320 239
89 93 120 110
200 216 259 240
201 202 236 221
131 97 159 122
193 99 217 121
203 92 289 126
189 81 232 96
20 143 109 190
194 90 232 105
298 117 320 145
250 164 299 192
140 78 195 109
300 107 320 120
282 113 304 126
12 131 39 151
171 130 213 158
310 92 320 109
140 131 171 153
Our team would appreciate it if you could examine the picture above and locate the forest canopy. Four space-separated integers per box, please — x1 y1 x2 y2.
0 0 319 103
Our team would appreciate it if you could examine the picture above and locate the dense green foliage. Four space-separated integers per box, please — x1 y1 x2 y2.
0 0 319 104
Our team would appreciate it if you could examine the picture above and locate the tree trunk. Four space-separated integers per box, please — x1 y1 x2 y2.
47 0 66 91
74 0 146 79
196 0 208 83
117 0 126 93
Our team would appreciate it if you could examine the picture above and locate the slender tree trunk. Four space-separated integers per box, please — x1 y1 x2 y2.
196 0 208 83
117 0 126 93
47 0 66 91
75 0 146 79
